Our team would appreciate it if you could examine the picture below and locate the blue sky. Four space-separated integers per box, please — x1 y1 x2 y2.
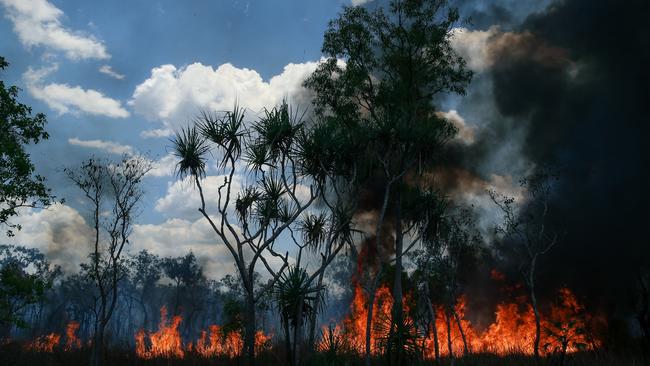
1 0 549 278
1 0 348 224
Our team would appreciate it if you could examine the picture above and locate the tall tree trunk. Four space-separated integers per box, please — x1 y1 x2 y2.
307 268 325 350
392 185 404 365
432 312 440 365
292 296 304 366
425 293 440 366
365 181 392 366
529 260 541 365
445 309 454 366
91 320 105 366
365 270 383 366
284 317 292 366
454 310 469 357
244 290 257 366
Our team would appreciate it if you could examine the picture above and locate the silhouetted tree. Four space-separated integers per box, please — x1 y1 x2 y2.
489 170 560 363
0 244 60 336
0 56 56 237
129 250 162 329
65 156 151 366
172 102 349 365
304 1 472 363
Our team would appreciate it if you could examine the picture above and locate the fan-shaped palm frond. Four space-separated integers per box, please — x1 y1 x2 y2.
298 212 328 251
171 126 210 179
244 142 270 172
235 186 262 225
197 103 246 168
273 266 324 328
252 101 302 161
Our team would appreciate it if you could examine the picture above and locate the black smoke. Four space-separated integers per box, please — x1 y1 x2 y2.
458 0 650 318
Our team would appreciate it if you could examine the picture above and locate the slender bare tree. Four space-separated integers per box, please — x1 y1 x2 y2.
66 156 151 366
489 170 560 363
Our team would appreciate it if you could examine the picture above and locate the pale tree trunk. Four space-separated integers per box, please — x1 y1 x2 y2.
528 256 541 364
454 310 469 357
424 290 440 366
391 185 404 365
445 309 454 366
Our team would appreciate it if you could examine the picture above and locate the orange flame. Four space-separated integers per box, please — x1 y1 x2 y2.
319 283 602 358
24 333 61 352
24 321 82 352
135 306 271 359
64 321 82 351
135 306 184 359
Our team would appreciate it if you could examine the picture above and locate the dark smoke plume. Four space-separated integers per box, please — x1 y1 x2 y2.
446 0 650 316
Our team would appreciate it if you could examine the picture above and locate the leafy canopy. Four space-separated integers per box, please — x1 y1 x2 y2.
0 56 56 236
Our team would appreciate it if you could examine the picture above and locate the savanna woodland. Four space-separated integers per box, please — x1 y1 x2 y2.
0 0 648 365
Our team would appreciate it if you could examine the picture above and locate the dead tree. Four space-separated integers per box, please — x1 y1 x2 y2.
489 170 560 363
66 156 151 366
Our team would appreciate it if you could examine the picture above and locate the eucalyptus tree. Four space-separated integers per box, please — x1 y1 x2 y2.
0 244 60 336
304 0 472 363
488 170 560 363
171 102 357 365
65 156 151 366
415 205 481 363
129 250 162 330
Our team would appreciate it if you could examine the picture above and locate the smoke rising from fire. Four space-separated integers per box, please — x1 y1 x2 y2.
438 0 650 314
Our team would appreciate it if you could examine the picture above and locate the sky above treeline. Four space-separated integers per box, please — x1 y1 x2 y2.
1 0 648 302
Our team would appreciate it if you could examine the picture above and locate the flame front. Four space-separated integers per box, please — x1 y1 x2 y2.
319 283 602 358
135 306 270 359
24 321 81 352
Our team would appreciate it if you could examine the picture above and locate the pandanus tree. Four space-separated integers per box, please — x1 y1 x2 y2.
171 102 358 365
274 266 323 366
304 1 472 364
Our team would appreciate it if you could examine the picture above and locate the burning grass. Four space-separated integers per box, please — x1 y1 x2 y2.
134 306 271 359
4 285 640 366
318 283 604 359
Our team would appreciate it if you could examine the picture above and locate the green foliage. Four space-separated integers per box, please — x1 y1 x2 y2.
0 56 56 236
273 266 324 329
0 244 60 328
305 0 472 179
172 126 210 180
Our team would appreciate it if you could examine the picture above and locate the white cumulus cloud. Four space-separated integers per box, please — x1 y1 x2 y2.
147 154 179 177
99 65 125 80
68 137 134 154
23 64 130 118
0 0 109 60
129 61 321 128
140 128 174 139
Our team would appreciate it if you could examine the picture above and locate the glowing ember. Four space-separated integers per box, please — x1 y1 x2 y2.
135 306 271 359
25 333 61 352
320 283 602 358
